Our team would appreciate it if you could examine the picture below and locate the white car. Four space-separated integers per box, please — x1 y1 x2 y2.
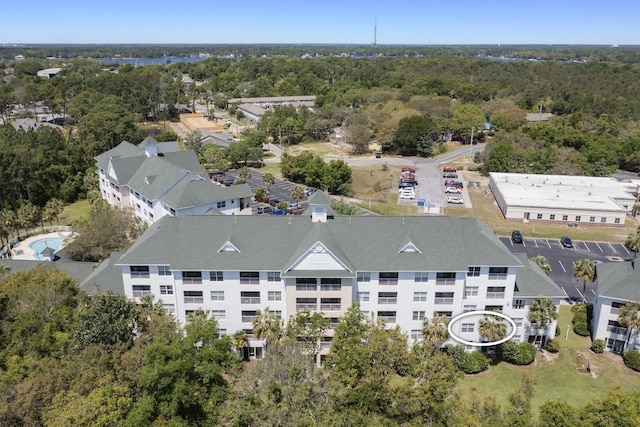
445 186 462 194
447 196 464 204
399 191 415 200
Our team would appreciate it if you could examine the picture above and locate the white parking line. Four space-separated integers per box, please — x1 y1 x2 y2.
595 241 603 252
545 239 551 248
622 244 631 255
582 241 590 251
608 243 616 253
558 260 567 273
576 288 584 301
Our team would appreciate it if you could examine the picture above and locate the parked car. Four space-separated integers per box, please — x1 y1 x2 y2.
289 208 305 216
402 167 416 173
304 187 318 197
445 186 462 194
511 230 523 243
443 172 458 178
271 208 286 215
443 166 457 173
256 206 273 215
447 196 464 204
399 181 415 189
286 203 301 213
401 178 418 186
399 191 416 200
268 198 281 207
561 236 574 248
223 178 236 186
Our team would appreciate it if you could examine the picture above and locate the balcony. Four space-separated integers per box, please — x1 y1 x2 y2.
241 315 257 323
486 292 505 299
320 302 342 311
488 273 507 280
434 297 454 305
182 278 202 285
184 296 204 304
241 297 261 304
296 302 317 311
607 325 627 336
377 297 397 304
435 278 456 286
130 272 150 279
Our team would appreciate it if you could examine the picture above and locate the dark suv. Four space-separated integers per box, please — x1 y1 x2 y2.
511 230 523 243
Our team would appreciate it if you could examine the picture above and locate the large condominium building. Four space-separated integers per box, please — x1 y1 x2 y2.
110 198 565 361
95 137 253 224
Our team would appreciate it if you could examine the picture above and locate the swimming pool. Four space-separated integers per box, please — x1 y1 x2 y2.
29 237 64 261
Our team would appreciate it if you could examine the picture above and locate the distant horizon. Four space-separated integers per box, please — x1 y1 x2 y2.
2 43 638 47
2 0 639 46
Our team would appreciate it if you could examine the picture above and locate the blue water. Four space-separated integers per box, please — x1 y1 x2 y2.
29 237 64 261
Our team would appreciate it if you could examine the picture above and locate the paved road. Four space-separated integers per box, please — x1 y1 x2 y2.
499 236 635 303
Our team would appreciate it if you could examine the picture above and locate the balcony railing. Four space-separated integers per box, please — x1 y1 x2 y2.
377 297 397 304
607 325 627 335
378 315 396 323
182 278 202 284
296 303 317 311
320 341 332 349
434 297 454 305
435 278 456 286
132 289 152 298
486 292 505 299
241 315 257 323
184 296 204 304
130 272 150 279
241 297 261 304
610 307 620 315
488 273 507 280
320 303 341 311
378 278 398 286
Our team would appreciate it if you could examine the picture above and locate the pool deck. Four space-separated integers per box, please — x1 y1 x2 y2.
11 232 73 260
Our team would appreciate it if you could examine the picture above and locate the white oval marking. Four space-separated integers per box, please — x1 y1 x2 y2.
447 310 517 347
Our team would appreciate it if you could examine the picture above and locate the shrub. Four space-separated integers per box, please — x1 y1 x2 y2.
545 339 559 353
445 346 488 374
591 339 605 354
500 341 537 365
445 345 466 370
624 349 640 372
572 311 587 325
573 322 590 336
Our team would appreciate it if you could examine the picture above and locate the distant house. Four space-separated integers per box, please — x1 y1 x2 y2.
12 118 62 132
36 67 63 79
199 131 233 148
227 96 316 110
95 136 254 224
237 103 266 122
525 112 554 122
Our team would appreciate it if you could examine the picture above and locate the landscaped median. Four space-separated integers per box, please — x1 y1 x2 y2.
457 303 640 420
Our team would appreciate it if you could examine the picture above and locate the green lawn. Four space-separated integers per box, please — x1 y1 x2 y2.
58 199 91 226
457 304 640 416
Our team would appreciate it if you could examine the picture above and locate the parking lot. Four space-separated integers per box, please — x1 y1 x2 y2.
499 235 635 303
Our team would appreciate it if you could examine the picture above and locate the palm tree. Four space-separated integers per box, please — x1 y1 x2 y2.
618 302 640 351
530 255 551 275
422 314 449 347
261 172 275 193
230 330 248 359
290 185 305 203
45 198 64 226
0 264 10 280
573 259 596 302
527 297 558 347
625 226 640 257
479 315 507 343
238 166 252 183
252 307 283 348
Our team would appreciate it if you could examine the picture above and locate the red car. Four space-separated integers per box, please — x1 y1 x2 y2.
402 167 416 173
443 166 457 173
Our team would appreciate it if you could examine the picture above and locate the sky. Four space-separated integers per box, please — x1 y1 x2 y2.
2 0 639 45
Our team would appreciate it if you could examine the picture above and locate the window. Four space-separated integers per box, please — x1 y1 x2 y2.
537 213 543 220
184 291 203 304
132 285 151 297
357 272 370 282
485 305 503 311
210 291 224 301
241 291 260 304
463 305 477 313
601 217 607 223
296 298 317 311
615 218 621 224
415 272 429 282
130 266 150 278
378 292 397 304
268 309 282 319
465 286 479 297
590 216 596 223
436 272 456 285
611 301 624 315
357 292 370 302
158 265 171 276
296 278 317 291
268 291 282 301
607 320 626 335
575 216 581 221
514 318 523 327
513 299 525 309
436 311 452 319
211 310 226 320
377 311 397 323
163 304 175 314
461 323 475 333
467 267 481 277
320 298 341 311
413 311 426 321
435 292 454 304
160 285 173 295
486 286 506 299
240 271 260 284
210 271 224 281
328 317 340 328
321 278 341 291
413 291 428 302
550 214 555 220
410 330 423 340
217 201 226 209
562 215 568 221
488 267 508 280
182 271 202 284
218 329 227 337
241 310 257 323
379 272 398 285
267 272 281 282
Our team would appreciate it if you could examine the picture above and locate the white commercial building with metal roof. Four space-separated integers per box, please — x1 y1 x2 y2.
489 172 634 226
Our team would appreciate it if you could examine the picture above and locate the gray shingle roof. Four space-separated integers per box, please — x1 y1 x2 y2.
95 141 142 171
116 215 524 273
0 259 95 285
596 261 640 301
512 253 566 298
161 173 253 209
79 252 125 295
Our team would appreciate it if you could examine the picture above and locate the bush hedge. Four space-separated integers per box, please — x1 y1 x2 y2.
545 338 559 353
572 304 590 336
574 322 590 336
624 349 640 372
445 346 489 374
591 339 605 354
500 341 537 365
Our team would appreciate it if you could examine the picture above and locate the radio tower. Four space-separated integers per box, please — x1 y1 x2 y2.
373 18 377 49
